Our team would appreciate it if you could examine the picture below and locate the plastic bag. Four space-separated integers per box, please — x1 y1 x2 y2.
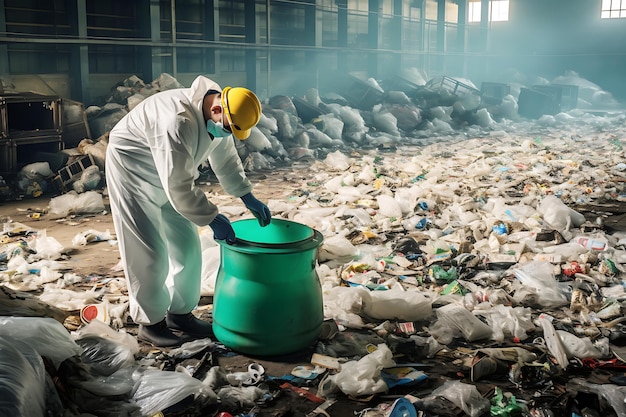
318 235 359 263
372 105 400 136
513 261 569 308
242 127 271 153
72 165 102 193
0 336 46 417
537 315 569 370
0 316 82 367
32 229 65 260
557 330 606 360
427 380 490 417
48 190 106 219
361 287 433 322
72 228 113 246
79 367 136 397
537 195 585 232
474 304 535 342
131 369 209 416
321 286 367 329
429 303 492 343
73 319 139 357
324 150 351 171
320 343 395 397
317 114 344 140
376 194 403 219
75 334 136 376
216 385 265 410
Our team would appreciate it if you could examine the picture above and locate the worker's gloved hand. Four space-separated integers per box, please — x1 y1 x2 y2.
241 192 271 227
209 214 236 244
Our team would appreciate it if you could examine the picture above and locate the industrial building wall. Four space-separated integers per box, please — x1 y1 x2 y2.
0 0 625 105
471 0 626 101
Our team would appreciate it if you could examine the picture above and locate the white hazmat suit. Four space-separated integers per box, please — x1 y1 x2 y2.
105 76 253 325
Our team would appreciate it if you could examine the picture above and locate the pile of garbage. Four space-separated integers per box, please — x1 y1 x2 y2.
2 69 626 416
2 68 622 201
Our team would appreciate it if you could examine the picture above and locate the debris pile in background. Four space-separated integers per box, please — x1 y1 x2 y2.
2 68 621 200
1 69 626 416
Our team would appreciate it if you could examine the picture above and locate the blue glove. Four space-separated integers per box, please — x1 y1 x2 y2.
209 214 236 244
241 192 271 227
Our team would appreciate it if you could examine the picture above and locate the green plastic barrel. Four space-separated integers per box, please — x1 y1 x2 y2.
213 218 324 356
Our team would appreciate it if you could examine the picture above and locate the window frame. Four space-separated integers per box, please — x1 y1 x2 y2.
468 0 510 23
601 0 626 18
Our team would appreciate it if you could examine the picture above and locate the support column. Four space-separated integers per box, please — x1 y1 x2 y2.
244 0 258 91
437 0 446 53
391 0 403 69
203 0 217 75
437 0 446 72
481 0 489 51
337 0 348 73
457 0 467 52
138 0 162 82
368 0 379 76
303 0 317 70
0 0 8 75
457 0 468 76
419 0 426 52
67 0 89 103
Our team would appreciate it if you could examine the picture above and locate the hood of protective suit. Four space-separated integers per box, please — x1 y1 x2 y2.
186 76 222 118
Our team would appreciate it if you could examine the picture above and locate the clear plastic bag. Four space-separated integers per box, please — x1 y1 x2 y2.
474 304 535 342
131 368 211 416
48 190 105 219
75 334 136 376
0 316 82 367
427 380 490 417
0 336 46 417
513 261 569 308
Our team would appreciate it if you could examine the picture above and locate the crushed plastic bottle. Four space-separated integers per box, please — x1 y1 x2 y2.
493 222 508 235
490 387 524 416
428 265 457 283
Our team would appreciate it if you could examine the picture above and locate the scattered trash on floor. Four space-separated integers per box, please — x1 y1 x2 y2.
1 69 626 416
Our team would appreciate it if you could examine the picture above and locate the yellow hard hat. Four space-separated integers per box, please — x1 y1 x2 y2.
221 86 262 140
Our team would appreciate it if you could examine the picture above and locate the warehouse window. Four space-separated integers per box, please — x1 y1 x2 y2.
601 0 626 18
468 0 509 22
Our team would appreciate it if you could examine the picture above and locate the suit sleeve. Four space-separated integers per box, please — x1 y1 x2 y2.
153 116 219 226
207 136 253 198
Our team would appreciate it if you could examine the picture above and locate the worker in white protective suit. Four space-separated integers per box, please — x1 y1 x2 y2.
105 75 271 347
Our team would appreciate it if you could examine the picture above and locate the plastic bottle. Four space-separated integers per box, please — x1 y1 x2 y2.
574 236 608 251
428 265 457 283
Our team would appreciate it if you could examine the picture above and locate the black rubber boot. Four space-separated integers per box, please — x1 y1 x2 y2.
137 319 185 347
166 312 214 338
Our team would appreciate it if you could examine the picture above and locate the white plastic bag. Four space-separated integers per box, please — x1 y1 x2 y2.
427 380 490 417
132 369 211 416
324 150 351 171
361 287 432 322
430 303 492 343
557 330 605 360
48 190 105 219
321 343 395 397
537 195 585 232
513 261 569 308
537 315 569 370
474 304 535 342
